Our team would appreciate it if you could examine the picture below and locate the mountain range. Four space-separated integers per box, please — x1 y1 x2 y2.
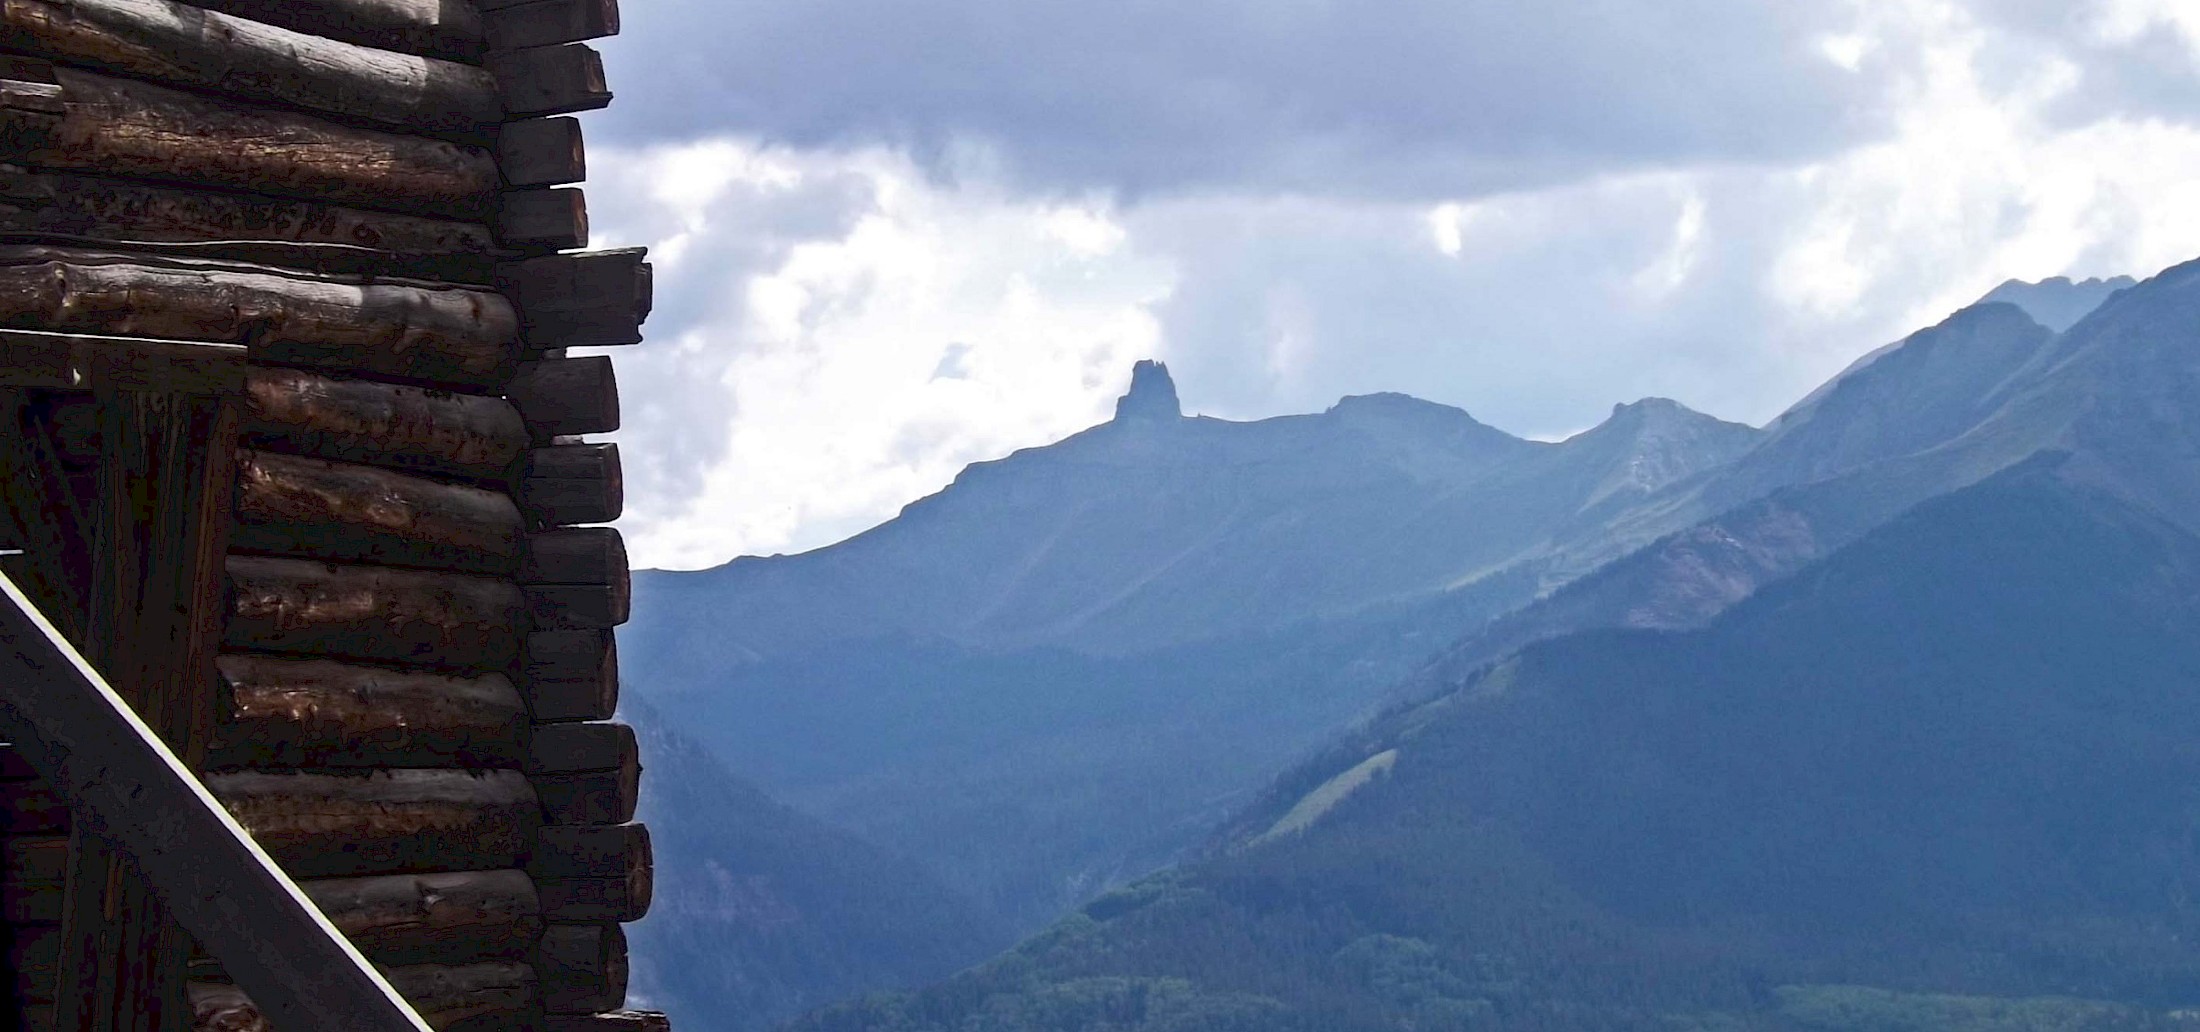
623 261 2197 1030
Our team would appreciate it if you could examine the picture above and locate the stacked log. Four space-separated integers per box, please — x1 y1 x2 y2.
0 0 660 1028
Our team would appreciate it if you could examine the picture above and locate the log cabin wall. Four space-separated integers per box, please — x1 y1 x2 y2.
0 2 665 1030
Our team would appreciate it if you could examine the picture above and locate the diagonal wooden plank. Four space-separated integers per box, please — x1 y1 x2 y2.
0 568 432 1032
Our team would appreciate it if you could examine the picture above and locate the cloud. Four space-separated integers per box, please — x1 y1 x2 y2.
593 0 1887 200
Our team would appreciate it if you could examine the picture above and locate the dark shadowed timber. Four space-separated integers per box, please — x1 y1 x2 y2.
497 187 585 251
205 768 539 878
233 450 525 573
498 249 647 349
533 764 637 827
1 777 65 832
0 166 500 265
189 963 536 1032
535 869 645 924
2 834 66 921
523 583 626 629
519 528 625 587
302 870 541 966
5 65 500 218
242 368 529 478
206 655 527 769
0 327 246 394
519 629 615 722
543 1013 669 1032
8 920 59 1002
486 43 607 117
518 443 620 527
224 555 526 670
527 722 632 776
0 0 502 130
507 357 616 437
0 741 40 778
483 0 616 51
496 116 582 188
538 923 625 1014
184 0 487 62
528 823 647 883
0 246 521 388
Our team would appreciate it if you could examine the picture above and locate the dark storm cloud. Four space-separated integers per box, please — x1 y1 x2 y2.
595 0 1889 199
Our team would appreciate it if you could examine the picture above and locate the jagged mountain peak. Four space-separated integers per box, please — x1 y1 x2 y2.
1976 274 2137 333
1114 359 1182 422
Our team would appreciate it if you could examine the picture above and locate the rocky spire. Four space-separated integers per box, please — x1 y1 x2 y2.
1115 360 1183 422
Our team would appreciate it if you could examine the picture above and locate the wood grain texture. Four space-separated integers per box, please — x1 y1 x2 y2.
517 443 620 527
537 923 625 1014
507 356 616 437
498 248 648 349
205 768 539 878
207 654 527 769
224 555 526 670
519 628 615 722
188 962 535 1032
241 368 529 478
519 528 625 587
232 449 525 573
185 0 487 62
486 43 607 118
495 116 581 188
301 869 541 966
483 0 616 51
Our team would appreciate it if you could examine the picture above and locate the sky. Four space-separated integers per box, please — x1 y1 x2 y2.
580 0 2200 570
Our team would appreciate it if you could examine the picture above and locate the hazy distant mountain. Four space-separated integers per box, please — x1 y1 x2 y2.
622 699 1010 1032
1977 274 2135 331
799 459 2200 1031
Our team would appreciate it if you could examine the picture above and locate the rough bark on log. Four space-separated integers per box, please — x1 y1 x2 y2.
0 246 520 388
483 0 616 51
205 768 539 878
519 443 620 527
520 528 625 587
536 871 645 924
508 357 616 437
487 43 607 118
497 186 585 251
224 555 526 670
528 823 647 883
189 963 536 1032
542 1013 668 1032
184 0 487 62
496 116 581 188
233 449 525 573
0 166 500 262
206 654 527 769
0 0 502 130
302 870 541 967
534 766 636 826
520 628 615 722
523 583 626 629
498 248 648 349
538 923 625 1014
242 367 529 478
11 66 500 218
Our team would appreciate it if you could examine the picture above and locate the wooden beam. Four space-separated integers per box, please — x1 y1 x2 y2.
0 0 502 130
520 527 626 587
518 443 620 527
0 568 435 1031
183 0 487 62
530 724 637 826
520 628 616 722
536 869 646 924
5 65 501 219
524 583 627 629
544 1013 669 1032
300 870 541 967
188 963 535 1032
508 357 617 437
0 328 246 395
205 768 539 878
224 555 527 670
241 368 530 479
499 186 587 251
484 0 616 50
0 246 521 389
538 923 625 1014
232 449 527 574
206 655 528 770
487 43 609 118
498 116 584 188
498 248 649 349
528 822 647 883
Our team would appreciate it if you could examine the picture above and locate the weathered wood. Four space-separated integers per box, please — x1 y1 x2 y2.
498 249 648 349
302 870 541 967
542 1013 668 1032
0 571 436 1032
7 65 501 218
0 246 520 388
528 823 647 882
532 725 636 826
484 0 615 51
538 923 625 1014
205 768 539 878
524 583 626 629
535 871 645 924
497 187 585 251
207 654 528 769
507 357 616 437
224 555 526 670
0 167 501 268
0 0 502 130
487 43 608 118
496 116 582 189
1 776 66 831
9 920 59 1002
519 629 615 722
0 327 247 394
2 834 66 921
189 963 535 1032
527 722 631 775
520 528 625 587
518 443 620 527
242 368 529 478
184 0 487 62
233 450 525 573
